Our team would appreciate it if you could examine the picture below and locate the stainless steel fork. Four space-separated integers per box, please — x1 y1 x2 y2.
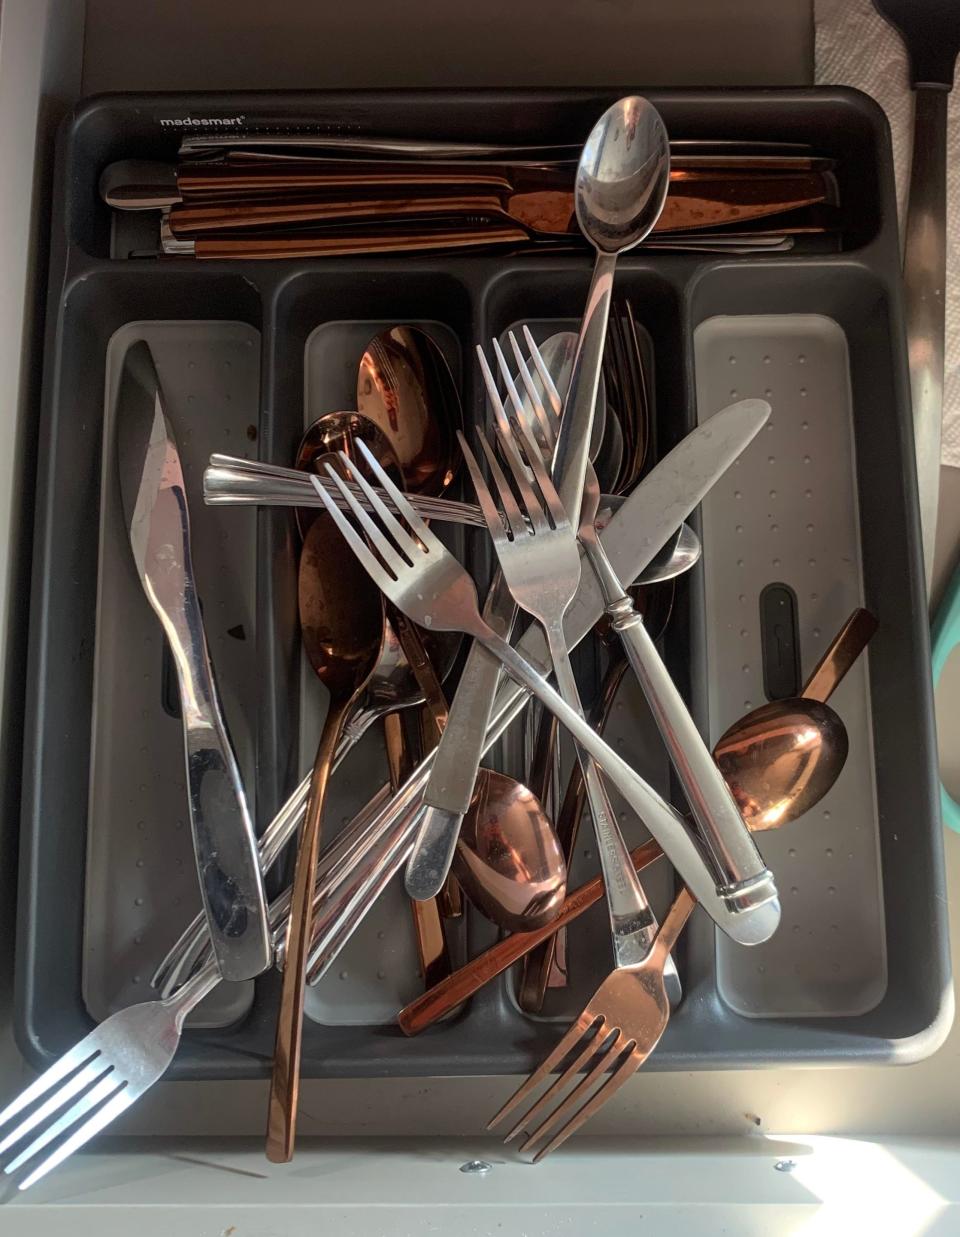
459 409 657 968
312 439 744 931
512 328 777 918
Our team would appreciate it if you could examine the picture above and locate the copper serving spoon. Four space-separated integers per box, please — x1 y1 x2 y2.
266 418 394 1163
399 607 876 1035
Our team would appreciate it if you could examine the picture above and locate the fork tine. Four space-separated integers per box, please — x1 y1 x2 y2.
508 332 557 451
313 469 399 592
456 431 508 546
0 1045 99 1134
530 1049 643 1162
353 439 445 553
520 1032 636 1157
16 1087 137 1191
506 417 569 532
333 453 418 559
486 1007 599 1131
491 338 526 428
324 461 410 578
491 425 549 534
476 346 510 437
3 1071 124 1176
502 1021 612 1144
523 326 563 421
477 347 517 460
474 429 526 539
0 1059 110 1156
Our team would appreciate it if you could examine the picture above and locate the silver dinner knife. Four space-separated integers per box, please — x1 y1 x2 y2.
116 340 271 983
407 395 775 902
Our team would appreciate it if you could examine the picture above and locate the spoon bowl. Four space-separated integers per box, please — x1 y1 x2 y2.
454 770 567 933
295 410 395 536
713 698 848 831
575 96 671 254
356 325 461 495
524 332 606 460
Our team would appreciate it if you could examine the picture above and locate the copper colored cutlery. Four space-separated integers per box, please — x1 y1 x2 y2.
101 139 839 258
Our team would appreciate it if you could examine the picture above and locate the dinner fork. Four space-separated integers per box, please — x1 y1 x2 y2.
458 409 657 967
312 440 746 925
503 328 776 919
0 959 220 1190
487 885 696 1159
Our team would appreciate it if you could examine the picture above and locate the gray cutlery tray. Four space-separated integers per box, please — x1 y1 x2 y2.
16 87 949 1080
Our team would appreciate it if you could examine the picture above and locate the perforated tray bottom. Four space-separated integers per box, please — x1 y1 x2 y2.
695 314 886 1018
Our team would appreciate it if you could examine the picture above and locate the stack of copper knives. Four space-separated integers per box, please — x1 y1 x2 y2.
100 138 839 259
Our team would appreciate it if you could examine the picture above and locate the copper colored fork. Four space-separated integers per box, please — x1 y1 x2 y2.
487 885 695 1160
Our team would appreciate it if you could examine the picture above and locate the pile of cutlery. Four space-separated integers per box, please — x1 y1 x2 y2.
0 95 878 1191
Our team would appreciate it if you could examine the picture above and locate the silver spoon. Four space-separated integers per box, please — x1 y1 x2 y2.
551 96 670 524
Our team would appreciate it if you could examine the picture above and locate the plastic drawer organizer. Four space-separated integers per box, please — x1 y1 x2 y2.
17 88 949 1080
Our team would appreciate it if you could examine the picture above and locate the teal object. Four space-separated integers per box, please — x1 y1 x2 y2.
932 560 960 832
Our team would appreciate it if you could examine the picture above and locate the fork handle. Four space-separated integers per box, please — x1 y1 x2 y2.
650 887 698 970
583 532 772 901
477 624 780 945
408 568 518 899
545 624 658 968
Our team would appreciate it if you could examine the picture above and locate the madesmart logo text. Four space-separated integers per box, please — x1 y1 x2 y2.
159 116 245 128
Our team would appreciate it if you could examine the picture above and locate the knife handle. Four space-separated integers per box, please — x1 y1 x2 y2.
176 162 516 196
190 224 530 259
162 568 272 983
406 569 518 901
167 193 510 236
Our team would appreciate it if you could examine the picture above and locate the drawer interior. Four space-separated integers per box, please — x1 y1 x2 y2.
15 87 950 1082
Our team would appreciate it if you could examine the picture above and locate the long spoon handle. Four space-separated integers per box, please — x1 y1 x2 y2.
802 608 878 704
265 697 351 1163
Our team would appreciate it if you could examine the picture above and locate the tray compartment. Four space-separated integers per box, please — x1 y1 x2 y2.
19 269 264 1061
255 265 473 840
685 261 945 1044
480 262 689 1019
62 86 892 262
85 317 262 1030
270 270 471 1028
